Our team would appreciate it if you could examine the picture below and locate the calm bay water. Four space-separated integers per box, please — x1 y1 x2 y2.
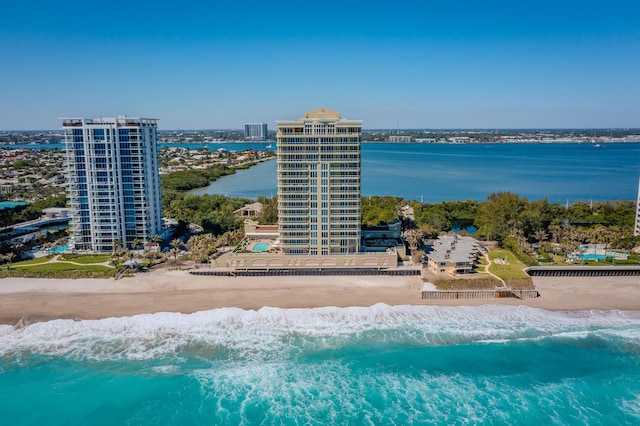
191 143 640 203
7 141 638 203
1 305 639 425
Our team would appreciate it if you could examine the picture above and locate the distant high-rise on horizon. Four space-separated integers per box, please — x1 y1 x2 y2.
62 116 162 252
244 122 268 141
277 107 362 255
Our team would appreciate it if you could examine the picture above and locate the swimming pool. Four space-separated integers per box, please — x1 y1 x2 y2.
575 253 608 261
49 244 70 254
0 201 27 209
252 242 270 252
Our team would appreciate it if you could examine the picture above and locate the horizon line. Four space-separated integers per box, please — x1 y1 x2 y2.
2 127 640 132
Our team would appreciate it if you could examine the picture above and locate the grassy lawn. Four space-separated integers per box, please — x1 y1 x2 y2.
59 254 111 264
3 253 117 278
17 262 114 272
488 249 530 279
13 256 54 267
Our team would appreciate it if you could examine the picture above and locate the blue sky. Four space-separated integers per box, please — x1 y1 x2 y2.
1 1 638 130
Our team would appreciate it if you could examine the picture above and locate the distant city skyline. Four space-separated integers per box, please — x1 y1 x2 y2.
1 1 638 130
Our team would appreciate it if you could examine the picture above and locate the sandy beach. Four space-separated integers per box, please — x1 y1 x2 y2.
1 268 639 325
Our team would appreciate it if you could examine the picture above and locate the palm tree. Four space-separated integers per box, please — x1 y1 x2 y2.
548 224 562 244
170 238 182 251
13 243 24 261
533 229 547 250
411 249 425 265
112 238 123 254
534 229 547 244
151 234 162 246
0 253 16 269
169 247 180 266
404 229 419 255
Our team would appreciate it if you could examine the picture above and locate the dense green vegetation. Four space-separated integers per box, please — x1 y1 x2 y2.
163 193 250 235
362 196 404 226
255 196 278 225
160 165 236 191
412 200 479 231
404 192 639 250
159 190 638 264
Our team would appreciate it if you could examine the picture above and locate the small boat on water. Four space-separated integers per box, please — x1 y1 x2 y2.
266 144 274 148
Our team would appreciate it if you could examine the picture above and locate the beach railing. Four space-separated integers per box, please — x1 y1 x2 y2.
190 268 421 277
421 289 540 300
526 266 640 277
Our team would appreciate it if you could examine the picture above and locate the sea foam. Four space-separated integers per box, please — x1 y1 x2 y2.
1 304 639 363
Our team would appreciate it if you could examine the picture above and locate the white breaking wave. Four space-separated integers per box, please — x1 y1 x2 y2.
0 304 639 361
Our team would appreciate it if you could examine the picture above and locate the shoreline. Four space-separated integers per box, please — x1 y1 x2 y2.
1 269 640 325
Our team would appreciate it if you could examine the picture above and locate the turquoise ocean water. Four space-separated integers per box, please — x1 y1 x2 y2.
2 305 640 425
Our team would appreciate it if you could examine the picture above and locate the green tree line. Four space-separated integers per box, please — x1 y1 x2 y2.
160 165 236 191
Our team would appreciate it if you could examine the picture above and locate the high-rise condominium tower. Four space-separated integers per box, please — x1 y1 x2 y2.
277 107 362 255
244 122 268 141
62 116 162 252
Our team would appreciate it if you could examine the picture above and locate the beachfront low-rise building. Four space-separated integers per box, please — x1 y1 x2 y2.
42 207 69 219
361 220 406 258
243 219 280 241
426 235 483 276
234 202 263 219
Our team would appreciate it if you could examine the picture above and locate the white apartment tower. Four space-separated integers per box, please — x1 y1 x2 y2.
244 122 268 141
62 117 162 252
277 107 362 255
635 177 640 236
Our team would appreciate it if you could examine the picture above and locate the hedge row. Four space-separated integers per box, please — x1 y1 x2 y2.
0 268 116 279
502 236 538 267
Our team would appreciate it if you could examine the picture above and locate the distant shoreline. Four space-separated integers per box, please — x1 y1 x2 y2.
3 140 640 149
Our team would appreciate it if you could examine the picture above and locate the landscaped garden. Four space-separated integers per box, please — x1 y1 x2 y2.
0 254 116 279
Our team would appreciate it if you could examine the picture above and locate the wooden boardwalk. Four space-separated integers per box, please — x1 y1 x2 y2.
191 268 422 277
422 289 540 300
